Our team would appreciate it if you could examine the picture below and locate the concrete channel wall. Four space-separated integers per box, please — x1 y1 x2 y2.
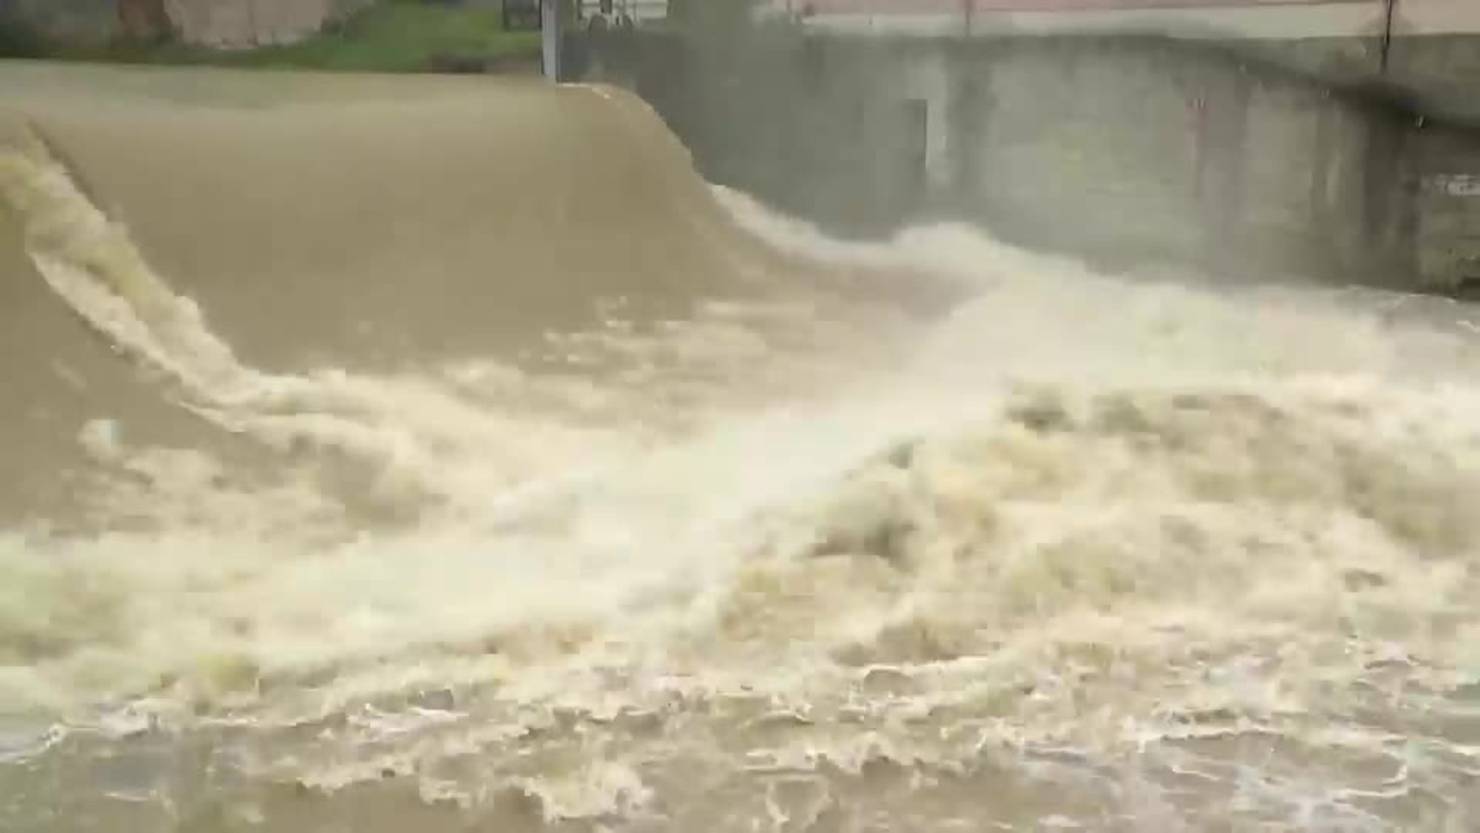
585 4 1480 291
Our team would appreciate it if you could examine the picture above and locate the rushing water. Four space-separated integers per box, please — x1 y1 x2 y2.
2 63 1479 832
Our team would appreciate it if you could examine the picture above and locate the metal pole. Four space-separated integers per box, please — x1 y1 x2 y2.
542 0 563 82
1379 0 1397 75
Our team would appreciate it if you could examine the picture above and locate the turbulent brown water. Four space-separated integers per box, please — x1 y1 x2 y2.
2 62 1480 832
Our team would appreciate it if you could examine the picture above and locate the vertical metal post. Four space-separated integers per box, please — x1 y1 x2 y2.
1379 0 1397 75
245 0 259 47
542 0 563 82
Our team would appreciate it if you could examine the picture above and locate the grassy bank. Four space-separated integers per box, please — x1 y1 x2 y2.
7 1 542 73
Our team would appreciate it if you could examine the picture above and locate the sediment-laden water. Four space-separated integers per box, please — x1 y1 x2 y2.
2 63 1478 832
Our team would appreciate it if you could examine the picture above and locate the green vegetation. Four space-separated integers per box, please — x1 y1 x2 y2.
230 1 542 72
41 1 543 73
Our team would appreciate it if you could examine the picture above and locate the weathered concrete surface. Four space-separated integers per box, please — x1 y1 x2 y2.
1410 123 1480 289
656 1 1480 291
591 30 1430 287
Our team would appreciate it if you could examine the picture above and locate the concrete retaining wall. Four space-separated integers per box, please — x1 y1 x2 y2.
590 27 1480 290
593 31 1421 285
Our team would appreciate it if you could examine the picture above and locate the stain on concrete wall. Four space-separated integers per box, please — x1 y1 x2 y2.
1412 124 1480 289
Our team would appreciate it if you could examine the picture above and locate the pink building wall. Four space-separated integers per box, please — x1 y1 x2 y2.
767 0 1480 38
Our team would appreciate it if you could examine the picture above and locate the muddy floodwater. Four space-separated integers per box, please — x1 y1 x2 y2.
2 62 1479 832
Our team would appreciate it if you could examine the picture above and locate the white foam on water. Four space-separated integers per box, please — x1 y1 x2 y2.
3 128 1480 830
